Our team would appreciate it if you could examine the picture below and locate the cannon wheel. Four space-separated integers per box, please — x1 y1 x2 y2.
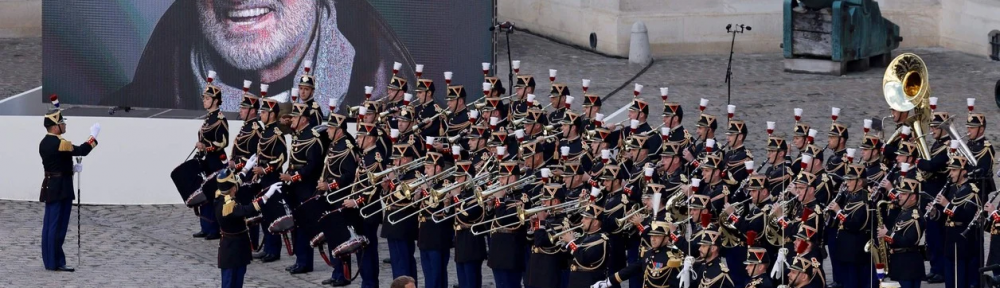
994 79 1000 109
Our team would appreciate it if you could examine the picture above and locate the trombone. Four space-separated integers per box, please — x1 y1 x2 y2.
433 176 536 223
472 199 585 236
385 173 492 225
325 157 427 204
359 167 457 218
939 117 979 167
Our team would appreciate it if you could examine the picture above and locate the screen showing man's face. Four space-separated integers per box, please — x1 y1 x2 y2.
197 0 317 71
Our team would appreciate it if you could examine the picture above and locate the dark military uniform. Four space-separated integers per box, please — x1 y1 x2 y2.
315 114 360 284
833 164 877 288
885 178 925 288
937 156 981 288
694 225 735 288
788 256 825 288
966 113 996 195
214 169 263 288
566 205 611 288
382 144 420 281
232 93 263 249
453 162 488 288
253 98 288 261
197 101 230 237
763 136 793 196
298 73 326 126
353 122 387 288
526 183 570 288
417 153 455 288
39 106 98 271
285 103 328 273
510 75 536 118
607 217 684 288
917 112 952 279
790 122 811 176
547 83 570 125
487 163 529 288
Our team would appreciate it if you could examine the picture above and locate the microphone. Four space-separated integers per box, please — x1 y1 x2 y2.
490 21 515 32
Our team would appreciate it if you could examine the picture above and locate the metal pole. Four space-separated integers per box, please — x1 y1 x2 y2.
75 156 83 268
725 29 737 105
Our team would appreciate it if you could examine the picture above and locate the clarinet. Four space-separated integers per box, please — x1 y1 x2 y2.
924 181 953 219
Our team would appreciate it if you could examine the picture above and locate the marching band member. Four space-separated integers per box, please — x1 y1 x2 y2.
415 79 446 138
251 98 288 263
232 87 263 251
582 94 602 125
932 155 981 288
763 135 793 196
825 122 849 187
280 102 328 274
385 75 409 114
695 224 735 288
723 119 752 186
297 67 325 126
727 175 777 263
880 178 925 288
316 113 359 286
882 105 914 169
444 85 471 138
826 164 877 288
488 161 530 288
355 122 389 288
511 75 537 117
383 144 421 282
526 183 569 288
594 205 684 288
789 121 811 176
914 111 953 283
743 230 775 288
39 96 100 272
683 113 718 170
452 162 488 288
194 79 229 240
786 255 825 288
965 107 995 196
661 102 694 147
548 83 570 124
560 204 610 287
417 152 455 288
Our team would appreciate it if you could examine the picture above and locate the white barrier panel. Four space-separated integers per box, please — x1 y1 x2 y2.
0 115 356 205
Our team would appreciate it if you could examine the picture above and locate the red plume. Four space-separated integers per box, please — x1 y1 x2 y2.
700 211 712 228
746 231 757 247
795 240 808 254
49 94 58 102
875 263 885 270
801 207 813 221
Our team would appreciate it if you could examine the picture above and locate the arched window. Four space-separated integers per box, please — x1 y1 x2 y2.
990 30 1000 61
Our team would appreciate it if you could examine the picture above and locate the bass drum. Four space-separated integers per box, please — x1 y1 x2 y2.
170 159 204 205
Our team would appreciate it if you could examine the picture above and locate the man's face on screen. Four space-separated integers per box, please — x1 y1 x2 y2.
198 0 316 71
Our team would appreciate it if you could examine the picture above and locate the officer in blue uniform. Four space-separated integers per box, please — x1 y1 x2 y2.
914 111 952 283
932 155 981 288
250 98 287 263
38 97 100 272
214 169 277 288
694 224 736 288
194 82 230 240
881 178 925 288
280 102 328 274
232 89 263 251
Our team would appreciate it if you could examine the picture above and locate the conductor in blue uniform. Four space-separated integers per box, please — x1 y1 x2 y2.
38 96 100 272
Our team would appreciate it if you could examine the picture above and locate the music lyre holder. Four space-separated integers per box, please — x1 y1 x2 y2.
724 24 751 105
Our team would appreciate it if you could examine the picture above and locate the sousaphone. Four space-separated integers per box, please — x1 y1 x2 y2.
882 53 932 159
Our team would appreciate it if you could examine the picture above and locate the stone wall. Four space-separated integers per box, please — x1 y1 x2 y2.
499 0 1000 58
0 0 41 38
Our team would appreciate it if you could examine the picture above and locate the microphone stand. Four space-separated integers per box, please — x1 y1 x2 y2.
75 156 83 268
724 24 750 105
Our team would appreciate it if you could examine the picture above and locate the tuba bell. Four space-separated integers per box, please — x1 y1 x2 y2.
882 53 933 159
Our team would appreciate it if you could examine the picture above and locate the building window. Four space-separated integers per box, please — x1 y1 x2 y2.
991 30 1000 61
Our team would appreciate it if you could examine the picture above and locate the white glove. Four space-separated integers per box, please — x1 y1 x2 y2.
771 247 788 279
73 164 83 173
678 256 697 288
242 154 258 174
590 279 612 288
263 182 283 202
89 123 101 139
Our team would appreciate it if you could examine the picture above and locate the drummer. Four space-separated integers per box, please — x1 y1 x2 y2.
194 74 230 240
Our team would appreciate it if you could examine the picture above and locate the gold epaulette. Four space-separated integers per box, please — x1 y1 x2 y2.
59 139 74 152
222 195 236 217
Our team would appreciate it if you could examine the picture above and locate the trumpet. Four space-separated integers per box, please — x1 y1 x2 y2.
420 109 452 125
615 208 648 230
549 224 585 244
639 123 666 136
471 199 583 236
434 176 537 223
385 173 492 225
359 167 457 218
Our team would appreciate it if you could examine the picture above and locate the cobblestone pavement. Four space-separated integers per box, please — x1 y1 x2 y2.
5 32 1000 287
0 37 41 99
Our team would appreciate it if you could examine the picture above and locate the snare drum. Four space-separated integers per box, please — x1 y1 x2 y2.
332 235 369 259
261 193 294 234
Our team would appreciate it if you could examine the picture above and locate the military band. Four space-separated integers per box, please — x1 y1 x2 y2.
160 56 1000 288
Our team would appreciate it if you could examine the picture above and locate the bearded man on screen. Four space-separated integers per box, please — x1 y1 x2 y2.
104 0 414 112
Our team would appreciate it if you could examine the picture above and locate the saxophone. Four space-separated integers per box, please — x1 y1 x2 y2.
865 200 892 274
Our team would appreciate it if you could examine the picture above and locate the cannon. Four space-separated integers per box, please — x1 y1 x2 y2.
783 0 902 75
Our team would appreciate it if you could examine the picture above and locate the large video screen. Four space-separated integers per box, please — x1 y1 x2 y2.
42 0 495 113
